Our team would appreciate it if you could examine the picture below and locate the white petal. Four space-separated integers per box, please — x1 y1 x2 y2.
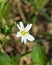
17 24 20 30
20 22 24 29
21 36 27 44
23 37 27 44
21 37 24 43
16 31 21 37
26 34 34 41
25 24 32 32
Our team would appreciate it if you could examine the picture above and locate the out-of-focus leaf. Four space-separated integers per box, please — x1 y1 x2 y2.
25 63 32 65
22 0 34 4
32 16 38 23
32 43 47 65
0 19 9 35
35 0 48 10
0 0 6 18
0 0 10 19
47 59 52 65
28 0 34 4
11 56 19 65
0 52 12 65
0 19 16 36
38 32 52 39
27 0 48 9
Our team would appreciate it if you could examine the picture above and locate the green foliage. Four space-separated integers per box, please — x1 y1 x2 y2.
27 0 48 9
27 0 34 4
25 63 31 65
35 0 48 10
47 59 52 65
32 43 47 65
0 0 52 65
0 0 10 19
11 56 19 65
0 52 12 65
32 16 38 23
38 32 52 39
0 18 16 36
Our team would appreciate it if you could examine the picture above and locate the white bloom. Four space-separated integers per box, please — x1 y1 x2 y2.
16 22 35 44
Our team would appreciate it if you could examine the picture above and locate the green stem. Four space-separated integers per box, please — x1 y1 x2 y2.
12 51 32 60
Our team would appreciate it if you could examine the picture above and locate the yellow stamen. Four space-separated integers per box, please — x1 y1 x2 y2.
21 30 26 36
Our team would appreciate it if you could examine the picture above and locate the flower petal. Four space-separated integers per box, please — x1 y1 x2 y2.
26 34 35 41
16 31 21 37
20 22 24 29
21 36 27 44
25 24 32 32
23 37 27 44
21 37 24 43
17 24 20 30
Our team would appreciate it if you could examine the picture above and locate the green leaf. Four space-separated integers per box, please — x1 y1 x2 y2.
35 0 48 10
47 59 52 65
32 16 38 23
0 0 10 19
0 52 12 65
27 0 48 9
0 0 6 18
0 19 13 36
28 0 34 4
32 43 47 65
11 56 19 65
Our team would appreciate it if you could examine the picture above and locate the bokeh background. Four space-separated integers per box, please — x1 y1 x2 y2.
0 0 52 65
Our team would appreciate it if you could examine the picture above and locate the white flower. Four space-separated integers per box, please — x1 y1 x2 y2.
16 22 35 44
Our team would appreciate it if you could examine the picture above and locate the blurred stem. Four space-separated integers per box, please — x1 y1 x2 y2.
13 51 32 60
17 0 27 23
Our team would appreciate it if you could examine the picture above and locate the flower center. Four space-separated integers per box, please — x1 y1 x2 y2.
21 30 27 36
